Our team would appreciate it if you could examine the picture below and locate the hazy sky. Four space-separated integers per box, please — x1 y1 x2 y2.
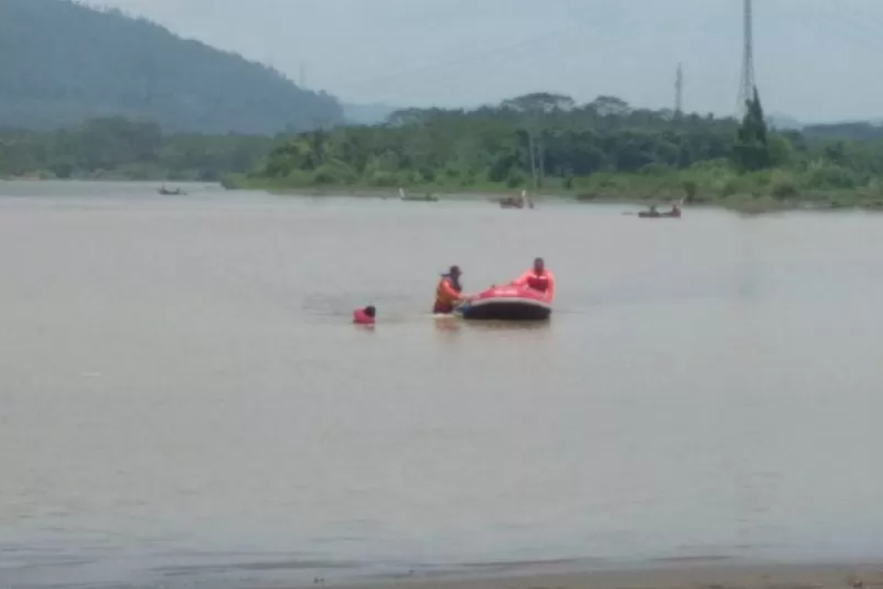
88 0 883 121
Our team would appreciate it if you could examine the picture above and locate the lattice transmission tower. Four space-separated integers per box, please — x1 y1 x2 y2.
737 0 755 114
675 63 683 116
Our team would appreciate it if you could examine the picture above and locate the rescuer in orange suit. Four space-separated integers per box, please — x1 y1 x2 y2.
433 265 466 314
511 257 555 301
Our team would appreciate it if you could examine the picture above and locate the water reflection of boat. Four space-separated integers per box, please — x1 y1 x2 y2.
638 209 680 218
456 285 551 321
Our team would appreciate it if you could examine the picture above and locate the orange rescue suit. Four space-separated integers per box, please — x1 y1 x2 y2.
512 269 555 300
434 275 462 313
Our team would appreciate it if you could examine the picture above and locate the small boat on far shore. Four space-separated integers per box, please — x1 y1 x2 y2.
399 188 438 202
158 185 185 196
498 190 534 209
636 200 682 218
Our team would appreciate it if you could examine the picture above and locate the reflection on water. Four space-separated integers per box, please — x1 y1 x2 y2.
2 183 883 588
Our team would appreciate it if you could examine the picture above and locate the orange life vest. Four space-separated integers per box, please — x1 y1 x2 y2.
435 275 461 305
525 271 550 292
513 268 555 301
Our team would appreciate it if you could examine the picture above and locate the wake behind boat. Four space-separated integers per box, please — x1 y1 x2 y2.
456 285 551 321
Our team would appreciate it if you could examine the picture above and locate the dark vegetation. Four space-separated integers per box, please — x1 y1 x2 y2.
0 118 275 181
233 91 883 210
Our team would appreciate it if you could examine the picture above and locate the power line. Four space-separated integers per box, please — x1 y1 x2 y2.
780 5 883 54
326 5 625 93
328 9 677 108
747 5 883 121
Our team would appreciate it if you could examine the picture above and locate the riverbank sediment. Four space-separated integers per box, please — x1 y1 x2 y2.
322 562 881 589
221 178 883 214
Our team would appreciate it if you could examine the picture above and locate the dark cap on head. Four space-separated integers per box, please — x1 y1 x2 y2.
449 265 461 275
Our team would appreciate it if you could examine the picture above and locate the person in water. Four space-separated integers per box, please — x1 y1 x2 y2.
434 265 465 314
353 305 376 325
511 257 556 301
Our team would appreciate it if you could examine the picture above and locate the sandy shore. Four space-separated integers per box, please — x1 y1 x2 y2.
326 562 880 589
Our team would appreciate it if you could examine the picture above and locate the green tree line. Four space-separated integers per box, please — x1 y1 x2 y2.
238 91 883 209
0 118 276 181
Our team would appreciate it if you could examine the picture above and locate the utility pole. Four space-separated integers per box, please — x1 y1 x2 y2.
537 135 545 189
737 0 755 115
527 131 538 190
675 63 683 116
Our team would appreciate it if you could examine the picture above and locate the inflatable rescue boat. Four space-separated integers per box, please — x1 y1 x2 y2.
456 285 552 321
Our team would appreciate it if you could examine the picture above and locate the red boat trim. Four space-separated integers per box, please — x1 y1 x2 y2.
466 286 552 309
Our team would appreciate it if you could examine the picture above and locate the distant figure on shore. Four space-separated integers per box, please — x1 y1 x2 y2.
353 305 376 325
523 189 535 208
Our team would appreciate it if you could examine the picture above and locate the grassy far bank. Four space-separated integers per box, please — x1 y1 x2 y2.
339 563 881 589
225 163 883 213
226 91 883 213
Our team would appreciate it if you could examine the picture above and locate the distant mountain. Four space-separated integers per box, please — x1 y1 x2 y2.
768 113 804 130
802 121 883 140
766 110 883 140
343 102 400 125
0 0 344 134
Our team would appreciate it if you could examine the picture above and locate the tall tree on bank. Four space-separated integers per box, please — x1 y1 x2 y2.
732 87 771 171
501 93 575 189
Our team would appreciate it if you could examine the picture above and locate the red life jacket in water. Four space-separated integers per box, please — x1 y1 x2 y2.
353 308 375 325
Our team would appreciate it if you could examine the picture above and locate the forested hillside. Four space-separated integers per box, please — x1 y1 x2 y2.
0 0 343 133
